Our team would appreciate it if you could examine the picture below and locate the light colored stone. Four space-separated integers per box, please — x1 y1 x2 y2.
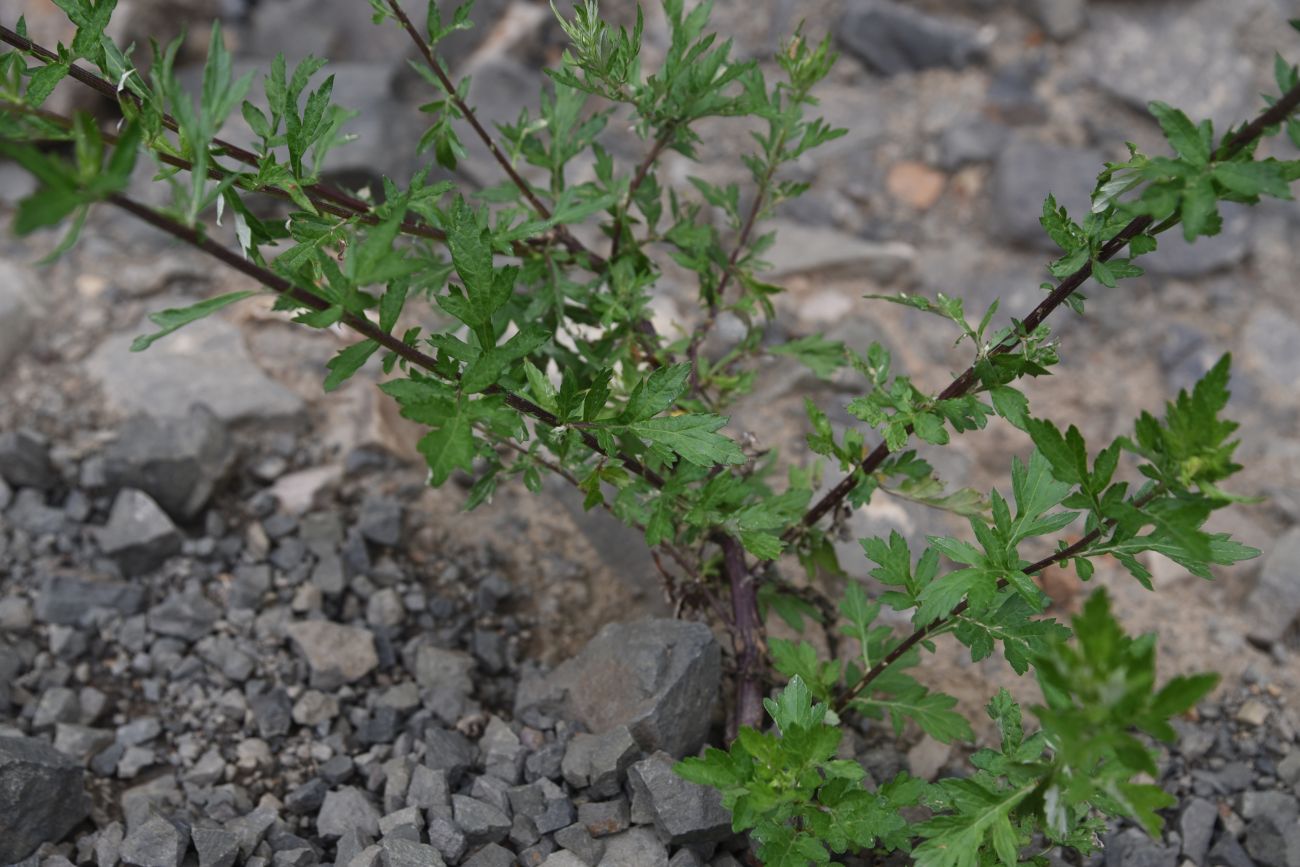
763 220 915 283
0 261 39 371
285 620 379 684
85 309 303 424
886 161 946 210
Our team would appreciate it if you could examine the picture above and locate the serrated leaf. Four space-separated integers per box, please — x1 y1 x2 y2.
622 414 745 467
1149 101 1209 166
323 339 380 391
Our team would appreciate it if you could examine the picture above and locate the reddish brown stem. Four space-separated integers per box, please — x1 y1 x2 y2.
610 128 674 261
722 534 764 738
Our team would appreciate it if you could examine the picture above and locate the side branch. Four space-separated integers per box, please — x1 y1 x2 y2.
104 192 666 489
797 77 1300 536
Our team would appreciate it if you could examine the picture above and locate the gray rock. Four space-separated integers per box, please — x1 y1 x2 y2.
102 406 234 521
33 687 81 729
667 851 702 867
541 853 588 867
595 827 668 867
0 736 91 862
426 815 468 864
1180 797 1218 865
425 727 476 784
96 822 126 867
480 716 525 783
379 838 446 867
0 261 39 371
378 805 422 841
148 592 219 642
86 313 304 424
6 488 65 535
285 778 328 815
0 430 57 489
509 778 574 835
554 823 604 866
1243 791 1300 867
406 764 451 812
1244 308 1300 394
1083 1 1254 129
191 826 240 867
762 220 915 283
837 0 987 76
366 589 405 629
357 496 403 547
34 573 147 625
120 811 188 867
1105 828 1178 867
1210 833 1258 867
991 138 1104 251
1023 0 1085 40
936 116 1008 170
96 489 182 577
285 620 379 686
561 726 640 799
334 829 372 867
414 645 476 696
517 619 721 758
1245 527 1300 645
0 596 33 632
452 795 512 847
317 787 381 840
1144 204 1252 277
53 724 115 765
577 799 629 839
462 843 514 867
250 688 294 738
627 751 731 846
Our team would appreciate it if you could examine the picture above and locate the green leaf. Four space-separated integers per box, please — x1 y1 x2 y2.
623 414 746 467
323 339 380 391
739 530 784 560
622 363 690 422
1149 101 1209 166
770 333 848 379
130 291 256 351
989 386 1029 431
1181 173 1220 241
418 397 477 485
1212 161 1294 200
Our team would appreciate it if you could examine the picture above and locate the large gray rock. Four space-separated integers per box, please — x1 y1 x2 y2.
1083 0 1255 130
102 405 234 521
991 138 1104 251
627 751 731 846
95 489 182 577
1144 203 1252 277
595 827 668 867
762 220 916 283
1244 527 1300 645
0 260 39 371
34 573 147 625
0 430 58 489
0 735 91 862
837 0 988 77
517 619 720 758
86 312 303 424
1243 307 1300 393
285 620 379 685
317 786 381 839
148 592 220 642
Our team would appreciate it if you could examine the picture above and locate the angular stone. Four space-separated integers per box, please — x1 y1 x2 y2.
0 735 91 862
1245 527 1300 645
102 406 234 521
148 592 220 642
120 811 188 867
837 0 987 76
517 619 720 758
462 843 514 867
34 573 147 625
414 645 476 696
452 795 511 847
317 787 381 840
561 726 640 798
250 688 294 738
554 822 604 866
192 826 240 867
1025 0 1086 40
406 764 451 812
426 815 467 864
0 430 57 490
285 620 379 685
53 724 115 765
577 799 629 839
357 496 403 547
1180 797 1217 865
1145 204 1252 277
425 727 476 784
627 751 730 846
594 827 667 867
380 838 445 867
86 313 304 424
96 489 182 577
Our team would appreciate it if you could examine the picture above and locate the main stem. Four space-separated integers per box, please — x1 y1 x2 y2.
722 534 765 736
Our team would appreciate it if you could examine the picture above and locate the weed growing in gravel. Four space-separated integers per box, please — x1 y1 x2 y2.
3 1 1300 863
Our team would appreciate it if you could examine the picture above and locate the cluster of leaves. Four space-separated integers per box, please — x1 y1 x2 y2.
3 2 1300 865
680 586 1216 867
